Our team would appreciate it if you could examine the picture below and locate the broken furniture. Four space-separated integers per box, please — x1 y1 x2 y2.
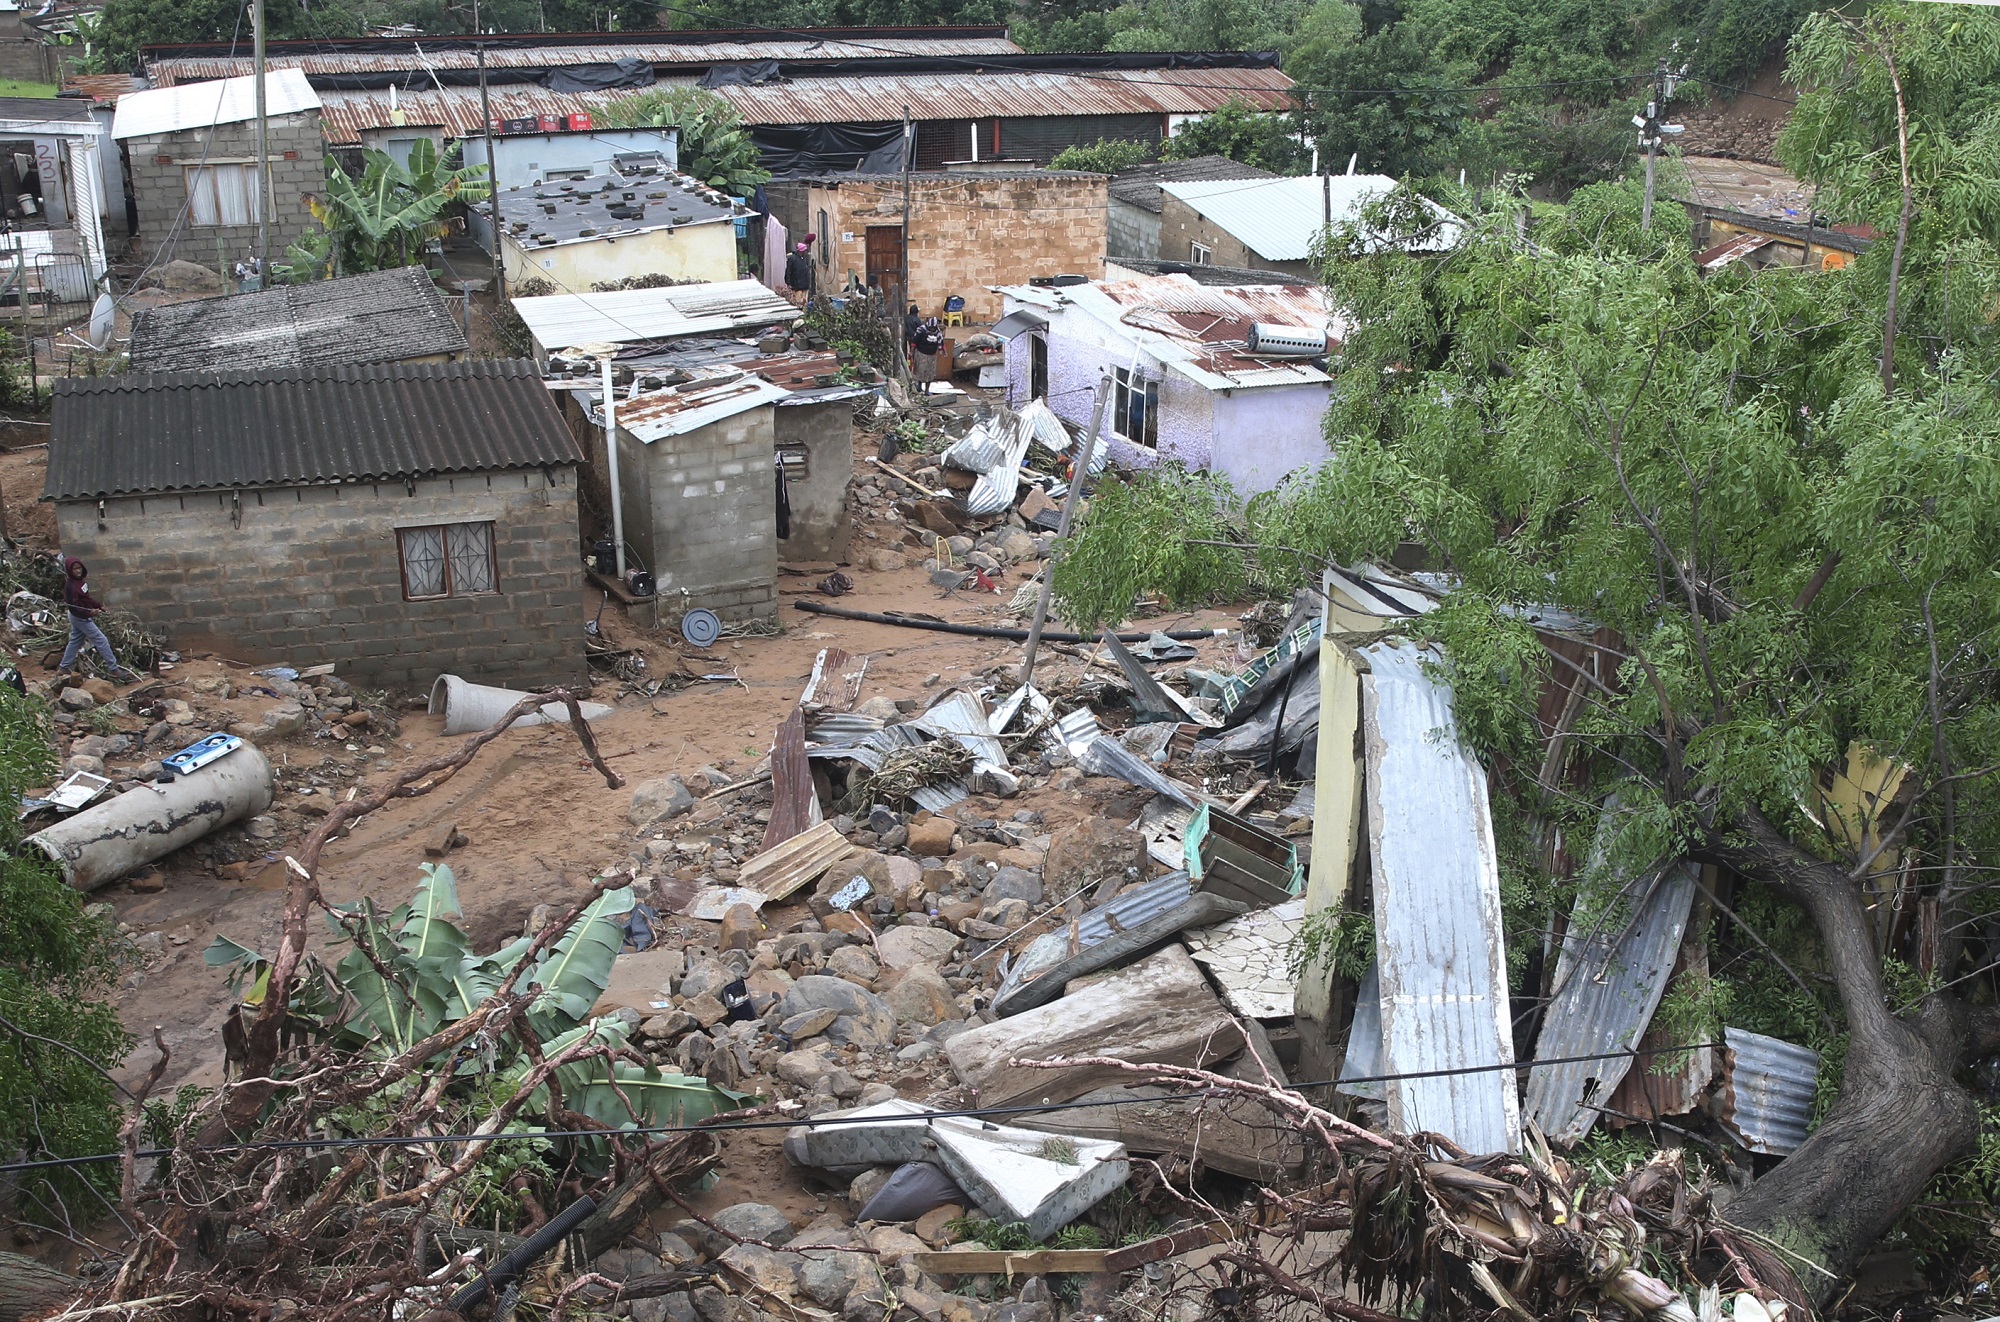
785 1099 1128 1240
1184 802 1301 906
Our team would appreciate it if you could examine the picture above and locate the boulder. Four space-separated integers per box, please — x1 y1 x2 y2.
79 677 119 706
883 964 958 1027
154 259 223 293
777 1046 837 1090
719 1242 801 1297
797 1248 875 1309
906 818 958 857
630 776 696 825
780 1007 839 1040
1041 818 1149 902
709 1201 797 1248
980 866 1042 905
826 945 880 985
779 975 897 1048
876 925 959 971
57 687 95 711
719 903 763 951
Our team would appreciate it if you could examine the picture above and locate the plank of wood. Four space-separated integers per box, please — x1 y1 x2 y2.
944 946 1244 1107
912 1249 1110 1277
761 708 815 852
1009 1084 1306 1181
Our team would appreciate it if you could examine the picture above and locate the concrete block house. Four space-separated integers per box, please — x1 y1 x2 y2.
45 360 585 689
994 273 1342 495
764 171 1107 323
1105 156 1272 262
112 69 326 268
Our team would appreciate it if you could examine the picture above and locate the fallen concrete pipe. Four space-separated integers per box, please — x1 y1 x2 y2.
428 673 614 737
28 743 275 892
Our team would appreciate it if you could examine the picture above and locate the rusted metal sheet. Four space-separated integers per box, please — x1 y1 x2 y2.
799 646 866 713
1716 1027 1819 1156
1522 821 1698 1145
739 819 855 903
762 707 816 852
1360 638 1520 1155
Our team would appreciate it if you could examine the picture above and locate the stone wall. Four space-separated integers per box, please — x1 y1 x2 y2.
617 407 778 622
1157 194 1314 279
1107 198 1161 263
123 110 324 267
53 468 585 690
808 174 1107 323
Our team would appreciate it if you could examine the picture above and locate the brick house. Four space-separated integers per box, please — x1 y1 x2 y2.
111 69 325 269
764 170 1107 323
1156 173 1460 279
45 360 585 689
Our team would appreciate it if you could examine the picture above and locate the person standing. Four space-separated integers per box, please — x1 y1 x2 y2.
911 314 944 390
58 558 135 681
783 239 816 306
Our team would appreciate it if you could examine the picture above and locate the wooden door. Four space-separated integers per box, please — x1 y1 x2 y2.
865 225 904 309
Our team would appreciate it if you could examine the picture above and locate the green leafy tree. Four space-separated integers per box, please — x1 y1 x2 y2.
0 692 130 1224
596 87 770 196
1050 138 1156 173
285 139 489 281
1058 165 2000 1300
1162 98 1310 174
89 0 366 75
1289 20 1472 177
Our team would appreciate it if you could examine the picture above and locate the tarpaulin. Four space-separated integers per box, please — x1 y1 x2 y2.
753 122 907 178
540 58 654 92
699 60 783 88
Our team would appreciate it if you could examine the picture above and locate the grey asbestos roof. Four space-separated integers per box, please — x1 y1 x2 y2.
127 266 469 373
501 156 736 250
46 359 581 501
1106 156 1274 214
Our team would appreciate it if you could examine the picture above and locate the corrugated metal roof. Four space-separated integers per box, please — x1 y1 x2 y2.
1107 155 1274 214
1160 173 1459 262
62 75 142 105
111 69 320 140
513 278 800 351
147 30 1024 81
997 274 1339 393
1522 806 1698 1145
1359 638 1520 1155
1717 1027 1819 1156
46 359 581 500
611 367 789 443
307 65 1292 143
128 266 467 373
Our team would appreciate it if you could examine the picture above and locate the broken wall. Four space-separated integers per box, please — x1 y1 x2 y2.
123 110 324 266
617 409 778 622
774 397 852 563
56 468 586 688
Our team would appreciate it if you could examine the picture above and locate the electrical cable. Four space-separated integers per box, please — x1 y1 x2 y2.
0 1040 1722 1175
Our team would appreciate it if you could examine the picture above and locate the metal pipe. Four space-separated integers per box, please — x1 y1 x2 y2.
252 0 270 279
449 1195 597 1313
28 744 275 891
600 354 626 578
796 599 1215 645
478 43 504 298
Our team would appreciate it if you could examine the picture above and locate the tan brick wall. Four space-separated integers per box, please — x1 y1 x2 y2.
807 174 1107 323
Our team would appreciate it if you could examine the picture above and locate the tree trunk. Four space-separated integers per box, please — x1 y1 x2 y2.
1702 809 1980 1302
0 1250 83 1322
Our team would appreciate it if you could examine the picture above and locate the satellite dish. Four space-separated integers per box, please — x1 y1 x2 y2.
87 293 115 352
680 608 721 648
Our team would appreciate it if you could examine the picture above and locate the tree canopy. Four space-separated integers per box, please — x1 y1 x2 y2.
1054 4 2000 1296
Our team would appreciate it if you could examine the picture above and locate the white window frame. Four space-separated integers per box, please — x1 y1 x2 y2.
1112 366 1159 449
184 162 261 227
1190 241 1212 266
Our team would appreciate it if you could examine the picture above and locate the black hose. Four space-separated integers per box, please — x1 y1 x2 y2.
449 1194 598 1313
793 599 1217 644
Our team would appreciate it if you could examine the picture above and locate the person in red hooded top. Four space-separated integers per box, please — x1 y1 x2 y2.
58 557 137 682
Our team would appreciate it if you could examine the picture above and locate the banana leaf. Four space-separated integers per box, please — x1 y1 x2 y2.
572 1064 743 1132
528 886 634 1030
398 863 471 979
337 900 448 1052
446 934 532 1020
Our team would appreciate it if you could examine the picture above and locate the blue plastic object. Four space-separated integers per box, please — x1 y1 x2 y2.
162 732 244 778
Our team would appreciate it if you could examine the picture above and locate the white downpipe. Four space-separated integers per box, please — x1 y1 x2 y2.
428 674 613 737
29 744 276 891
602 354 627 578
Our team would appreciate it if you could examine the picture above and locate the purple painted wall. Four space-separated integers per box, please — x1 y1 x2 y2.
1004 322 1330 493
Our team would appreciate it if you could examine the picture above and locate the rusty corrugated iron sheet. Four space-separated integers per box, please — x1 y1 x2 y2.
307 67 1291 144
1716 1027 1819 1156
148 31 1025 82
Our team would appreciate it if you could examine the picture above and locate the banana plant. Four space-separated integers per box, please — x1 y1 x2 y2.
309 140 491 276
527 885 634 1034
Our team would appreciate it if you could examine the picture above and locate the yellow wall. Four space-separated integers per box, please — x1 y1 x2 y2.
502 220 737 291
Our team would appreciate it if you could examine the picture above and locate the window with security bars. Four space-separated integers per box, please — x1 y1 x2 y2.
398 523 497 600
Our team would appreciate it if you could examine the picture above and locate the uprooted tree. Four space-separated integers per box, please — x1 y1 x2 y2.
1054 7 2000 1301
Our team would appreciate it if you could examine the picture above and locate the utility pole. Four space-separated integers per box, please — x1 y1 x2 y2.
897 105 913 316
252 0 270 279
1019 372 1111 690
477 43 504 298
1636 55 1685 232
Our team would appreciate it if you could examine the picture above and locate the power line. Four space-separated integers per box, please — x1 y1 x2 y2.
0 1041 1720 1176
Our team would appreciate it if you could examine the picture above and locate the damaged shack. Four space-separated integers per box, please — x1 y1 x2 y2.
44 360 587 688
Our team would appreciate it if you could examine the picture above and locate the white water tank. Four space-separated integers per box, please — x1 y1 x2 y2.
1245 324 1328 357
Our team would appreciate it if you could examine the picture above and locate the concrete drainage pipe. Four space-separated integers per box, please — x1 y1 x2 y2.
28 743 276 892
428 674 614 737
